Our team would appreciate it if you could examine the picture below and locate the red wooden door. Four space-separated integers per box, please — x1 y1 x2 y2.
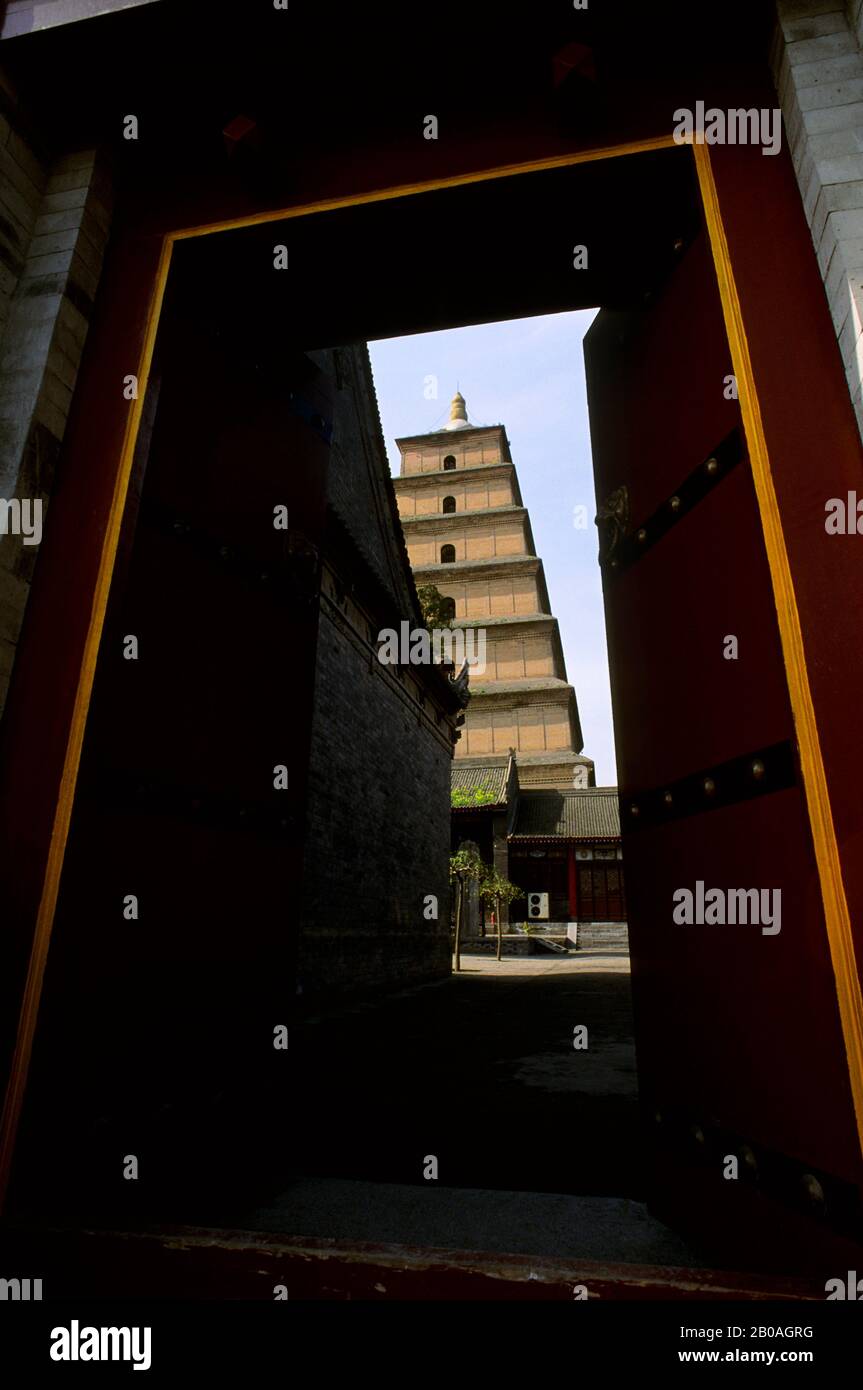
584 226 862 1253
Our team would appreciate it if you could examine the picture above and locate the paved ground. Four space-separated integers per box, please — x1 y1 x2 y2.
228 951 706 1265
9 951 848 1277
12 948 707 1267
281 952 643 1199
245 1179 699 1265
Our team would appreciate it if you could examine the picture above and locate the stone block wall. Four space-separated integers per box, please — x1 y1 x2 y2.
416 561 544 620
772 2 863 436
399 426 507 475
312 344 415 614
298 345 455 999
476 622 560 682
0 66 112 720
461 693 576 758
395 469 516 517
298 598 453 997
575 922 630 951
405 513 529 567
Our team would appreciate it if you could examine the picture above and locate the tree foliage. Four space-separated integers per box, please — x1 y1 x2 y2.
478 866 522 962
448 845 482 972
448 850 522 966
478 867 522 908
449 845 483 883
417 583 454 632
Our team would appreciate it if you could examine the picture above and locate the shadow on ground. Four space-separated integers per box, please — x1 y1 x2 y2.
287 954 642 1197
234 953 706 1266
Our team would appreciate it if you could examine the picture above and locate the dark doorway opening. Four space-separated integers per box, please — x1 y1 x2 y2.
9 144 857 1284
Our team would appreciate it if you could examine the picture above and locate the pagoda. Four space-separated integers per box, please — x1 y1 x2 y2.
393 392 593 791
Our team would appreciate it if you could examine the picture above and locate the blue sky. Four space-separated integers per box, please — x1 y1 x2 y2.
368 310 619 786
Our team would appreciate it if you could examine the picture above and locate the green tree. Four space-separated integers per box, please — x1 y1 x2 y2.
417 583 454 633
479 867 523 961
448 844 483 972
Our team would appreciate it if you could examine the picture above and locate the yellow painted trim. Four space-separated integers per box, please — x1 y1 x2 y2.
0 134 681 1208
172 135 678 241
694 139 863 1156
3 129 861 1208
0 235 175 1209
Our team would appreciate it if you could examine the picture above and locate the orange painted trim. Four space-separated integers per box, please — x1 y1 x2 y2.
171 135 678 241
0 236 174 1207
3 128 861 1211
0 136 677 1207
694 139 863 1158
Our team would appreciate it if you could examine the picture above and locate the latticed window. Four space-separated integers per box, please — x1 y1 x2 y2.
440 544 456 563
578 865 626 922
442 495 456 513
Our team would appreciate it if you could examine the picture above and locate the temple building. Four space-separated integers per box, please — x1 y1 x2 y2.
393 393 594 793
450 751 626 942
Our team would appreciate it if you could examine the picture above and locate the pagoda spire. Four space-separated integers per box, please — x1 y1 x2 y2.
445 390 469 430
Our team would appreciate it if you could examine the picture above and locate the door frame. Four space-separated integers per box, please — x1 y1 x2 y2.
2 132 861 1210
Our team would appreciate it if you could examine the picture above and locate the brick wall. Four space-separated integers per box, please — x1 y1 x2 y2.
399 426 507 475
772 2 863 436
298 602 453 997
476 626 559 682
298 345 455 998
461 697 575 758
397 475 516 516
0 67 112 720
406 514 529 567
425 568 544 620
310 344 416 617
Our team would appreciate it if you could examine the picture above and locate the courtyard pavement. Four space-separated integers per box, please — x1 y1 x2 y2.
237 950 703 1266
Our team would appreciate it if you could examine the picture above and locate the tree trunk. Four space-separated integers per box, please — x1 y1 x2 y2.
496 893 502 961
454 876 462 972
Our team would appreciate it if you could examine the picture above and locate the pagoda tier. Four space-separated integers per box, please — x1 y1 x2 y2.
394 395 593 791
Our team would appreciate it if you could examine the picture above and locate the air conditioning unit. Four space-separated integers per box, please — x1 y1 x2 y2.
527 891 549 920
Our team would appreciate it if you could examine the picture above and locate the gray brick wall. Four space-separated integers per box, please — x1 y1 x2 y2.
298 345 454 998
309 344 419 619
772 2 863 436
298 606 452 997
0 66 112 720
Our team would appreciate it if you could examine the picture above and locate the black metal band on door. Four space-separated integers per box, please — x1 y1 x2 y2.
620 739 798 832
597 426 745 576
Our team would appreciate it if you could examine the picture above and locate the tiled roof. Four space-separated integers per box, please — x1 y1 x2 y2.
451 762 509 805
510 788 620 840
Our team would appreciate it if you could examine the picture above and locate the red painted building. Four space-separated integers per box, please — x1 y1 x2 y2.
451 754 625 936
509 787 625 930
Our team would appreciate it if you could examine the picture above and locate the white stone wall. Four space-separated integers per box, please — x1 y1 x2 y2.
772 2 863 435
